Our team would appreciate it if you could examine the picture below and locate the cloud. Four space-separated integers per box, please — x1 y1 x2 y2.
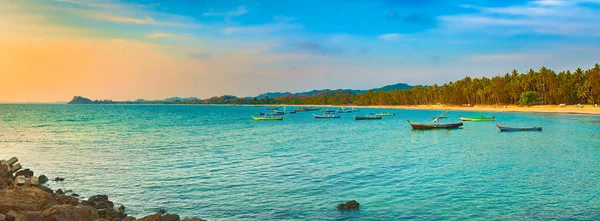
295 41 343 55
438 1 600 37
203 6 247 17
91 14 155 24
379 33 402 41
222 23 299 35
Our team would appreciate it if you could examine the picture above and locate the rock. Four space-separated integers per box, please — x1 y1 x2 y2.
5 211 26 221
41 204 99 221
38 175 49 184
37 185 53 194
14 169 34 178
0 186 54 213
162 214 180 221
71 193 80 197
55 189 64 195
26 211 43 221
336 200 360 210
82 195 114 210
53 177 64 182
53 195 80 206
122 216 136 221
118 205 125 213
0 214 5 221
137 213 161 221
95 219 110 221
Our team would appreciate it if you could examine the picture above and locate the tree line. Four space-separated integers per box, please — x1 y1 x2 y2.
205 63 600 106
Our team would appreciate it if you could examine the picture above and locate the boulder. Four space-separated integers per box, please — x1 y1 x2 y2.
162 214 180 221
26 211 43 221
38 175 49 184
55 189 64 195
53 195 80 206
336 200 360 210
5 211 26 221
122 216 136 221
41 204 99 221
37 185 54 194
137 213 161 221
82 195 114 210
0 214 5 221
53 177 64 182
0 186 54 213
15 169 34 178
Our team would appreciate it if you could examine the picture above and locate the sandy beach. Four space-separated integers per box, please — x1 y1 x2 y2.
258 104 600 116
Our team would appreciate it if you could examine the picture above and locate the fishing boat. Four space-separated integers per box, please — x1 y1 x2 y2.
407 111 463 129
259 111 284 116
313 113 341 119
459 114 495 121
375 112 395 117
497 124 542 132
322 109 336 114
337 109 353 113
251 115 283 120
282 107 296 114
354 113 382 120
295 107 309 112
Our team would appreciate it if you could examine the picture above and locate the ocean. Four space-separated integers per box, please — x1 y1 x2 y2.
1 104 599 220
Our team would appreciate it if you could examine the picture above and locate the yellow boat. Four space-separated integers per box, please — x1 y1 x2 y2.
251 115 283 120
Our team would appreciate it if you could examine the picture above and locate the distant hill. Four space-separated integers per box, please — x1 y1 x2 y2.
68 96 116 104
256 83 414 99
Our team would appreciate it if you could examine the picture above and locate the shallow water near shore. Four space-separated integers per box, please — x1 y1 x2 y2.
1 104 600 220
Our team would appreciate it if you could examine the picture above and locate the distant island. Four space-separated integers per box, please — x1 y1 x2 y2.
69 64 600 106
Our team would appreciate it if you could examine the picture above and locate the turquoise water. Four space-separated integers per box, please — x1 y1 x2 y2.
1 104 600 220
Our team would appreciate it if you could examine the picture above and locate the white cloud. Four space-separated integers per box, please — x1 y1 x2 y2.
203 6 247 17
222 23 299 35
379 33 402 41
438 0 600 37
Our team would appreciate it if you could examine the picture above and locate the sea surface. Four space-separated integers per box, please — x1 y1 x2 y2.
1 104 600 220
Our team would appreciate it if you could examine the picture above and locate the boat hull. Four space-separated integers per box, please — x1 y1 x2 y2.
355 116 382 120
314 114 340 119
252 115 283 120
459 115 495 121
408 121 463 129
497 125 542 131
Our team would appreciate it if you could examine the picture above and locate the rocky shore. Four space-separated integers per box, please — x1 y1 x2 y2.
0 157 207 221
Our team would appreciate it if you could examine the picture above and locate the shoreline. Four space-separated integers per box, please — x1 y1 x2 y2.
250 104 600 116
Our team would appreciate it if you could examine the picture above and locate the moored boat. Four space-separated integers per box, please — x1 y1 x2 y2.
313 113 341 119
407 111 463 129
259 111 284 116
375 112 395 117
459 114 495 121
252 115 283 120
354 113 382 120
497 124 542 132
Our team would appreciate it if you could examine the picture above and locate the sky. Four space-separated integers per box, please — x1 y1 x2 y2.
1 0 600 102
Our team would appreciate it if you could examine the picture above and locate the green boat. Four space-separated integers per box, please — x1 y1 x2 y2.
251 115 283 121
375 112 395 117
458 114 495 121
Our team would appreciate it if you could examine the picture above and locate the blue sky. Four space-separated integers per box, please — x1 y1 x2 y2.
2 0 600 101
